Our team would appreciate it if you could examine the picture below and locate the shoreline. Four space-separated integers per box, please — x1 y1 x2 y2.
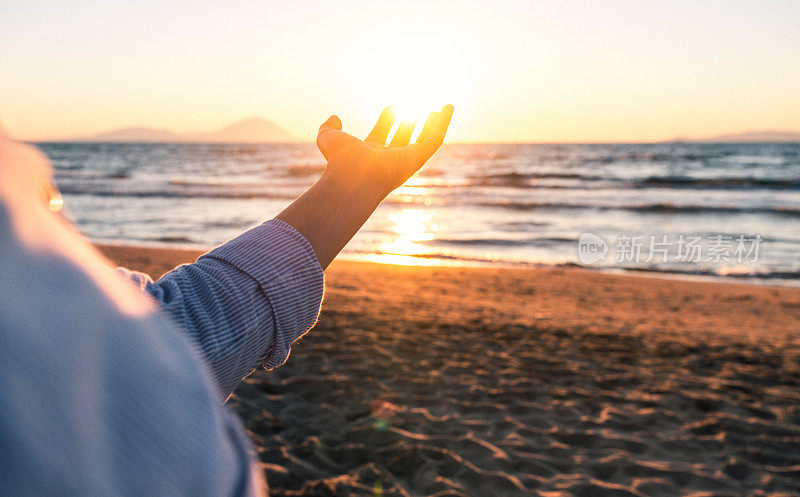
98 243 800 343
95 240 800 288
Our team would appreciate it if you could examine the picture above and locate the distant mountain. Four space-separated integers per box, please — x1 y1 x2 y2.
689 130 800 143
203 116 295 143
70 116 296 143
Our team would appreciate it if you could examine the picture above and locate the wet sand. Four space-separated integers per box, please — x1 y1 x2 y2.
100 244 800 497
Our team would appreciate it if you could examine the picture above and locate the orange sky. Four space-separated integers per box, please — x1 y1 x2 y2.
1 1 798 143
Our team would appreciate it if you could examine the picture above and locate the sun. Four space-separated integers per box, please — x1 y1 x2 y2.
350 19 474 139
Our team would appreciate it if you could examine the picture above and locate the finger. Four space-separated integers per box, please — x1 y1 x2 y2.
318 115 342 132
389 120 416 147
418 104 454 156
415 111 439 143
316 115 343 155
365 106 396 146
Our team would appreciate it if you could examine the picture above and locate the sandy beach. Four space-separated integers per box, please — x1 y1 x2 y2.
100 244 800 497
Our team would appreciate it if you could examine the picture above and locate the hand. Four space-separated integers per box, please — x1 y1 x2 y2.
315 105 454 197
0 135 56 216
0 135 154 315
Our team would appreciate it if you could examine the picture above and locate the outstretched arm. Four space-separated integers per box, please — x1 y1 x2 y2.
277 105 454 269
123 106 452 396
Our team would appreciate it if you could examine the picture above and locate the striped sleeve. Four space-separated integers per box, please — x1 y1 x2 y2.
138 219 324 398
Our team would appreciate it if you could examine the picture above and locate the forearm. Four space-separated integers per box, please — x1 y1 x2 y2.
136 220 323 398
275 171 385 270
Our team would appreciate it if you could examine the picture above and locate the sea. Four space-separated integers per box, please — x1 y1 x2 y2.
40 142 800 285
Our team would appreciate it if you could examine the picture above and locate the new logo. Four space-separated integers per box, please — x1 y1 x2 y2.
578 233 608 264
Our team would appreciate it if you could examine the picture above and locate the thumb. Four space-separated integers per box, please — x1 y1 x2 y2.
319 115 342 132
316 115 342 157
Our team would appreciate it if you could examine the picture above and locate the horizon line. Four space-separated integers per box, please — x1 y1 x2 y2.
26 138 800 146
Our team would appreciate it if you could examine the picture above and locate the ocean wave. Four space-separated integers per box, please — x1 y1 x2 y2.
583 152 676 163
478 200 800 217
285 163 326 177
608 265 800 282
55 169 130 180
430 236 574 247
626 204 800 217
142 235 197 244
637 176 800 190
467 172 800 191
470 172 603 187
58 183 298 200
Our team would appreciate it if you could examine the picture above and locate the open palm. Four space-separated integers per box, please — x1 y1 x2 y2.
316 105 454 196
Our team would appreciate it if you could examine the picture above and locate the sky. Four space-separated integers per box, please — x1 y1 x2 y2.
1 0 799 143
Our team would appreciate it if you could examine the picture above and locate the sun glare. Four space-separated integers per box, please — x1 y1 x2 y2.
389 209 435 240
369 209 440 266
351 19 474 139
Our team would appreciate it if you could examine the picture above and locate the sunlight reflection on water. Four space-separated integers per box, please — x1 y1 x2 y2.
369 208 441 266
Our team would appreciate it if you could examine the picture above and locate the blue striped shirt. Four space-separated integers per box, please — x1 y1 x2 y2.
0 211 324 497
120 220 325 398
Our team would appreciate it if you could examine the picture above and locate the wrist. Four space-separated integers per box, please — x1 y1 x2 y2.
318 167 391 206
